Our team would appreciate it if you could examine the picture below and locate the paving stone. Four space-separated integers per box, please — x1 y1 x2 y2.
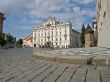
0 59 34 75
0 59 33 75
0 60 38 82
1 48 110 82
31 63 60 82
20 62 53 82
70 65 88 82
86 69 100 82
56 65 78 82
96 66 109 71
42 64 67 82
0 59 109 82
100 70 110 82
7 61 46 82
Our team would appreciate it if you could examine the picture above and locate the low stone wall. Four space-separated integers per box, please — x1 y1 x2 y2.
33 47 110 65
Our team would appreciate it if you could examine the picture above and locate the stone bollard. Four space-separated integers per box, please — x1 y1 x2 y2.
106 58 109 65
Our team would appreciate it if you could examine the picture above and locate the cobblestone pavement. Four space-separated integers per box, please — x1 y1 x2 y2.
0 59 110 82
0 48 110 82
33 47 110 56
0 48 32 67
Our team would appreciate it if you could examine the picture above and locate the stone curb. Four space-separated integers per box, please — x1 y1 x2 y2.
92 55 110 66
32 54 94 65
32 54 110 66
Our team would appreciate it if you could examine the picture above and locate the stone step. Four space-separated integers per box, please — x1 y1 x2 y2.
32 54 93 65
33 54 110 66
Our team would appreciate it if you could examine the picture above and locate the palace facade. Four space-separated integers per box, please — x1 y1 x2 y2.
33 17 81 48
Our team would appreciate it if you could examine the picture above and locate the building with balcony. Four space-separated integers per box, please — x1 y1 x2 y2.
33 17 81 48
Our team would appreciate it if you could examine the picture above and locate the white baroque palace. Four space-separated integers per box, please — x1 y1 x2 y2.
33 17 81 48
96 0 110 48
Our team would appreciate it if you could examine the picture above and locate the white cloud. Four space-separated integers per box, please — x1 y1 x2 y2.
73 0 95 4
12 24 33 30
73 7 81 12
0 0 96 32
81 9 96 17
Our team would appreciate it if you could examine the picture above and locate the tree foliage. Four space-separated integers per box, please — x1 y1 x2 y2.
16 39 23 46
0 33 15 47
0 33 6 47
0 32 2 39
81 24 85 46
0 38 6 47
6 34 14 43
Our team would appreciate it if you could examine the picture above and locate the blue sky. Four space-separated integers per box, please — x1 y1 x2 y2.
0 0 96 39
